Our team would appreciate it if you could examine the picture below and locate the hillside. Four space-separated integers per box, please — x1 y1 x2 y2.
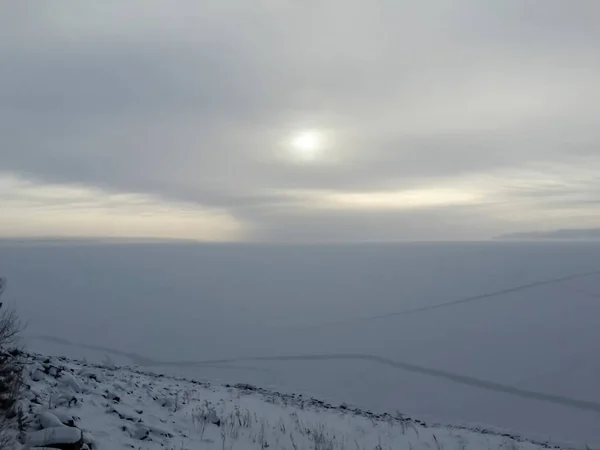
13 352 571 450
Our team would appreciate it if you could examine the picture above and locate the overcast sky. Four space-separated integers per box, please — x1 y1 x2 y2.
1 1 599 241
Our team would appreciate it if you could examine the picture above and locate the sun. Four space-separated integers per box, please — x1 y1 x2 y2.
289 130 324 162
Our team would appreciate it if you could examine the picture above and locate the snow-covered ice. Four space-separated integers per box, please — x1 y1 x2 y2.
4 241 600 444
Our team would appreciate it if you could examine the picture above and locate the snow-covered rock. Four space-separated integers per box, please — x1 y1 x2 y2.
38 411 66 429
22 389 37 400
59 373 81 393
107 404 141 423
31 369 45 382
52 392 79 409
130 423 150 440
24 447 61 450
26 426 82 448
78 368 104 383
51 409 78 427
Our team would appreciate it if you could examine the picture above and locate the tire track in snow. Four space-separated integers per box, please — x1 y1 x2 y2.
31 269 600 414
295 269 600 331
30 335 276 375
33 335 600 415
166 353 600 414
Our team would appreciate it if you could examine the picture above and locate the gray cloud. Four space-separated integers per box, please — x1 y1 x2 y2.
1 0 599 240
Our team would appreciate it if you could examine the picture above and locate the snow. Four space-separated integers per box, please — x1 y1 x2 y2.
30 370 44 382
78 369 105 383
4 241 600 444
59 372 82 393
38 411 67 429
26 426 82 446
18 352 569 450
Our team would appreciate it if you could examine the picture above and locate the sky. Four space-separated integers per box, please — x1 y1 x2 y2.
1 1 599 242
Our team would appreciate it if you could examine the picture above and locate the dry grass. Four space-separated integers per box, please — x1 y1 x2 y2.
0 278 25 449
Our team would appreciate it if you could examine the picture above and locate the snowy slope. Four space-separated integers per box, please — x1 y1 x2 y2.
16 352 573 450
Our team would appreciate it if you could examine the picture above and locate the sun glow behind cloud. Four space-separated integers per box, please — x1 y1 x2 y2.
276 187 483 211
271 160 600 222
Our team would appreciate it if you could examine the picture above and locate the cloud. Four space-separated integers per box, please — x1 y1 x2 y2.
276 188 483 211
1 1 599 240
246 160 600 241
0 173 245 241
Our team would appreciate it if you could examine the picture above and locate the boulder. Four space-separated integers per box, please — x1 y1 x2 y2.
131 423 150 440
38 411 66 429
52 410 78 427
59 373 81 393
26 426 83 450
78 369 104 383
31 370 45 382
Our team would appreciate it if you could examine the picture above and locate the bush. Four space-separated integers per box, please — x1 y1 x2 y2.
0 278 24 449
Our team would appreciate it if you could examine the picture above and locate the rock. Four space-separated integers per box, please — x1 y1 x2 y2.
78 369 104 383
8 348 23 357
205 409 220 426
52 410 78 427
59 373 81 393
82 431 95 447
157 396 175 409
112 382 127 392
147 423 174 439
31 370 45 382
234 383 257 391
53 393 78 408
23 389 37 400
38 411 66 429
104 389 121 402
24 447 61 449
25 447 64 450
131 423 150 440
26 426 83 450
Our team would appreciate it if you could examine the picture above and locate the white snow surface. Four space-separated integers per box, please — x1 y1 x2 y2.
18 352 572 450
6 242 600 444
